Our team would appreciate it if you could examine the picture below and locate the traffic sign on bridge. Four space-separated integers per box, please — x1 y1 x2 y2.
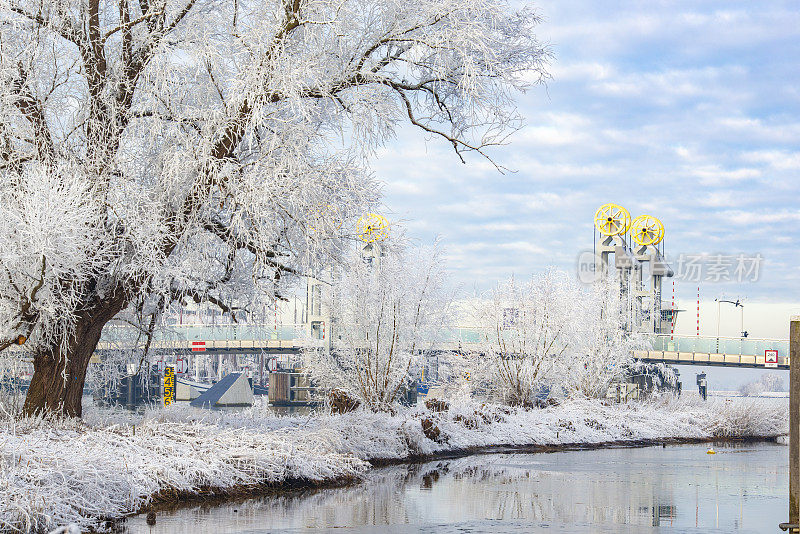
765 349 779 368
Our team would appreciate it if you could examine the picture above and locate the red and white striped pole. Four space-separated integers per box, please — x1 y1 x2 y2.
696 286 700 337
670 280 675 340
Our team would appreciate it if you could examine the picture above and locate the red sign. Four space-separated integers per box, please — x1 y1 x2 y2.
765 349 778 368
191 341 206 352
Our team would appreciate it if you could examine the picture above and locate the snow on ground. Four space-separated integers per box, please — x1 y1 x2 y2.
0 415 365 533
0 396 787 533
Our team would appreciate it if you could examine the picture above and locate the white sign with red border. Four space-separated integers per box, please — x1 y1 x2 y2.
191 341 206 352
765 349 778 368
267 358 278 372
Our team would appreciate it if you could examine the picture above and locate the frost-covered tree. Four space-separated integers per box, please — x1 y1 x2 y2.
469 271 579 406
469 271 638 406
562 279 640 399
305 240 450 411
0 0 549 416
738 372 785 397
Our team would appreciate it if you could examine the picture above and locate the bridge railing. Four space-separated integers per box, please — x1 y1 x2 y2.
97 324 790 361
650 334 789 359
101 323 306 343
99 324 493 346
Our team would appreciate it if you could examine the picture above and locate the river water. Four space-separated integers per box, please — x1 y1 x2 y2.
121 441 786 534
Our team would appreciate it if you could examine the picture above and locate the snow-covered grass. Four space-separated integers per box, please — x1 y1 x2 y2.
0 395 786 533
0 413 366 533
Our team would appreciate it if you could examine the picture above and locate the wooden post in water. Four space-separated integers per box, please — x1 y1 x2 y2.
785 317 800 532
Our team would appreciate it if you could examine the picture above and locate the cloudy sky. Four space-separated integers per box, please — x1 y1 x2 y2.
373 0 800 309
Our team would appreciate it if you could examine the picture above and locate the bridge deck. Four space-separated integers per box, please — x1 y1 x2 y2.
635 350 789 370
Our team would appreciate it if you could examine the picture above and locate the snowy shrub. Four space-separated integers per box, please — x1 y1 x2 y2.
704 398 788 437
626 361 679 390
738 373 786 396
305 241 450 411
563 279 644 398
468 271 639 406
467 271 579 407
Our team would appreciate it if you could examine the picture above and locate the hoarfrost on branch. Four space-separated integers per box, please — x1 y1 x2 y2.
0 0 549 415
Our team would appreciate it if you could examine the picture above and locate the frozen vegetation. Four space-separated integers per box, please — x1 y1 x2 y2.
738 372 787 396
0 410 366 533
0 0 551 418
0 396 787 533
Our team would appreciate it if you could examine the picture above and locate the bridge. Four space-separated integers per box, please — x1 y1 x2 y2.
637 334 788 369
95 324 790 370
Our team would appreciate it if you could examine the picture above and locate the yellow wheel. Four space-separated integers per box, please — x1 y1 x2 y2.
593 204 631 236
356 213 389 243
309 204 343 235
631 215 664 246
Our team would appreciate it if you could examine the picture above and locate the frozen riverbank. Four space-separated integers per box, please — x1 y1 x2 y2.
0 396 787 533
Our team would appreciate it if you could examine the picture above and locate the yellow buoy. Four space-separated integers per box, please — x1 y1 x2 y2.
707 448 716 455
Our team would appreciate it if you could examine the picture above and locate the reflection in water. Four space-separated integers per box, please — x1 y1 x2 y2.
121 441 786 533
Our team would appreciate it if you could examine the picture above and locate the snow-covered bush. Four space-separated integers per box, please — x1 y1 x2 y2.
563 278 643 398
305 240 450 411
626 360 679 391
467 271 579 406
738 372 786 397
467 270 639 405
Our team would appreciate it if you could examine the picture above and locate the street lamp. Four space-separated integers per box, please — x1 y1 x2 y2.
715 298 746 352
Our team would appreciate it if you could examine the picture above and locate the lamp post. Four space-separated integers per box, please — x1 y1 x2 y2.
715 298 744 353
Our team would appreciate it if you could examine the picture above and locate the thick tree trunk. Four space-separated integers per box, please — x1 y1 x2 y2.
22 296 127 418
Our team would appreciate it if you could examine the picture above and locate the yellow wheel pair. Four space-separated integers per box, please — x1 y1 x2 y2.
593 203 664 246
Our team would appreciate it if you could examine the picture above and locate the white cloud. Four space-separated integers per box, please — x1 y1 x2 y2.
691 165 762 185
548 61 615 82
742 150 800 170
715 209 800 226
